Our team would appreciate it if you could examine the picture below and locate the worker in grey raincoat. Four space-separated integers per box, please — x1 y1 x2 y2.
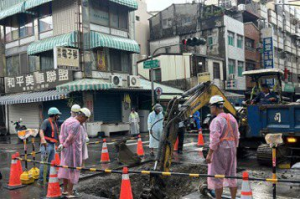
129 107 140 137
148 104 164 156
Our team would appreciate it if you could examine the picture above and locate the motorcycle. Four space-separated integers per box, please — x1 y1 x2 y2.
12 118 27 132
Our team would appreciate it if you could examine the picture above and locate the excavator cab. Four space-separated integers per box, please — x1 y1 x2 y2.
243 68 284 104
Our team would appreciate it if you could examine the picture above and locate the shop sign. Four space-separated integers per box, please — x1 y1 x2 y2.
262 28 274 69
54 47 80 71
5 69 73 94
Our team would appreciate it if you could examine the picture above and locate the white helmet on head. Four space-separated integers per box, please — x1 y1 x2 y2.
209 95 225 107
71 104 81 113
80 108 91 118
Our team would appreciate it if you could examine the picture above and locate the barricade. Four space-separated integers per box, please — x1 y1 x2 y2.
14 157 300 185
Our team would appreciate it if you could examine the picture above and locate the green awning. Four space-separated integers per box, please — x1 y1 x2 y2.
89 31 140 53
27 31 78 55
109 0 138 10
0 2 25 21
25 0 52 10
56 79 115 92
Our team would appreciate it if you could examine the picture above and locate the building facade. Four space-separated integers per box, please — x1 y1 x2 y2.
0 0 181 135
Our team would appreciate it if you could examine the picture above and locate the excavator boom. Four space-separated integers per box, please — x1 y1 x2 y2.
141 81 239 199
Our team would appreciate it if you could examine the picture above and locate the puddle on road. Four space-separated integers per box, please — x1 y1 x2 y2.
76 163 207 199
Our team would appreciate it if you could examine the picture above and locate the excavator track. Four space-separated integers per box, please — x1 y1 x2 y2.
257 144 290 166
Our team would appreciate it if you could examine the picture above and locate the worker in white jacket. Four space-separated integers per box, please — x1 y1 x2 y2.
129 107 140 137
148 104 164 156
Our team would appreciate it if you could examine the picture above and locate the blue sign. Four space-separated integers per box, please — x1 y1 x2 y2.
263 37 274 69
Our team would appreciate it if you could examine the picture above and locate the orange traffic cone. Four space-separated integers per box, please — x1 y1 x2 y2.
120 167 133 199
100 139 110 163
136 135 145 157
197 128 205 147
174 137 179 151
46 160 62 199
4 154 25 190
241 171 253 199
15 152 23 178
54 146 60 171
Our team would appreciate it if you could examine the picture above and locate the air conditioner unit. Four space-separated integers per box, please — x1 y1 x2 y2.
111 75 123 87
229 74 235 80
128 75 141 88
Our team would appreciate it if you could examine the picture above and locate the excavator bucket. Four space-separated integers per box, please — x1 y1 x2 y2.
114 138 141 166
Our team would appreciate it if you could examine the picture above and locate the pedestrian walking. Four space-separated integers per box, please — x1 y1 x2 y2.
129 107 140 137
70 104 81 117
38 107 61 185
57 108 91 198
206 96 240 199
148 104 164 157
193 110 201 131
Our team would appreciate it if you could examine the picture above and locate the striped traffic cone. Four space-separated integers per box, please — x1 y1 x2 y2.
4 154 25 190
136 135 145 157
120 167 133 199
174 137 179 151
100 139 110 163
241 171 253 199
46 160 62 198
197 128 204 147
15 152 23 178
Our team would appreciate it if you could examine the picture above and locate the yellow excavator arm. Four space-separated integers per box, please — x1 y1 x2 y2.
182 82 237 118
142 81 240 199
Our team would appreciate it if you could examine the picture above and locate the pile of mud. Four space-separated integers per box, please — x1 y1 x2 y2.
76 162 207 199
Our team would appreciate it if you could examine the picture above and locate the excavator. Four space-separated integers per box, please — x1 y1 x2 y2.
140 81 246 198
140 68 300 198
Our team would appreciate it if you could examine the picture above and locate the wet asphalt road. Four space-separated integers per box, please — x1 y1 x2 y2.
0 133 300 199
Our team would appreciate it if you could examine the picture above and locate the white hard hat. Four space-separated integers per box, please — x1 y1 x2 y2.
71 104 81 113
209 95 224 106
80 108 91 118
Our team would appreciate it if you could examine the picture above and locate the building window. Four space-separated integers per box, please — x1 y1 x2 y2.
39 4 53 33
40 52 54 71
153 69 162 82
5 16 19 42
228 59 235 75
237 35 243 49
110 50 130 72
89 0 109 26
213 62 220 79
228 31 234 46
246 62 255 71
238 61 244 77
182 16 191 26
19 14 34 38
162 19 172 29
136 16 140 21
6 55 20 76
110 5 128 30
245 37 255 51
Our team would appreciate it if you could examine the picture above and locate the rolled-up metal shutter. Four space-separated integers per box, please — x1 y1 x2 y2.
94 93 121 123
8 103 40 134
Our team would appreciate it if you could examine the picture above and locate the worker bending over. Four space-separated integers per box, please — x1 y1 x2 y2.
206 96 240 199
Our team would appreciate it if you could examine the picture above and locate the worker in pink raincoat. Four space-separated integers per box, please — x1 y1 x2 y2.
206 95 240 199
57 108 91 198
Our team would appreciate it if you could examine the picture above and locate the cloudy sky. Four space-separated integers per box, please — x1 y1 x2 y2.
146 0 192 11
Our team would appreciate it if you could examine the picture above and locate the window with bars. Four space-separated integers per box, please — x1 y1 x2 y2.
245 37 255 51
228 59 235 75
213 62 220 79
228 31 234 46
